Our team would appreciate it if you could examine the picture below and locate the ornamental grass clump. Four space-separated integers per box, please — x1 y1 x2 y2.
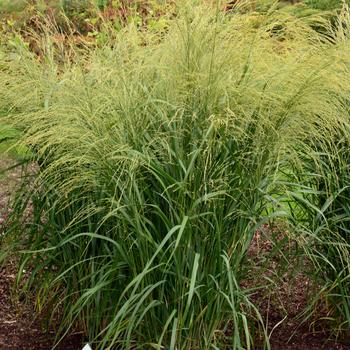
1 2 350 348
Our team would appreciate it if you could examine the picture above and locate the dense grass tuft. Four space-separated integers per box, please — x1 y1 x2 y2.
1 2 350 348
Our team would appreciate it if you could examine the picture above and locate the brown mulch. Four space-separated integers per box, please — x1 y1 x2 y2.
0 258 83 350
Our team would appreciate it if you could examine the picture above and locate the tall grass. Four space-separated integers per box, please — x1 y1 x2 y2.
1 2 350 348
276 7 350 334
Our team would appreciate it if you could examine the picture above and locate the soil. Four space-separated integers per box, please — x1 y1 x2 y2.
1 157 350 349
0 257 83 350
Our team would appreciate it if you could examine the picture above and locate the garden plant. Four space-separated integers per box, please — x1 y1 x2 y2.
1 0 350 349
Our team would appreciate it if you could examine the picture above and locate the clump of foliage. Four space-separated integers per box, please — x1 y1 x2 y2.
305 0 350 11
1 1 350 349
0 0 172 42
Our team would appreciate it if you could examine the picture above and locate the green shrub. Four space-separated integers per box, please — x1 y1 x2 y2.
0 0 27 14
305 0 350 11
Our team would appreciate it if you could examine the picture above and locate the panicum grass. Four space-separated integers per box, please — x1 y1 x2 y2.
1 2 350 348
